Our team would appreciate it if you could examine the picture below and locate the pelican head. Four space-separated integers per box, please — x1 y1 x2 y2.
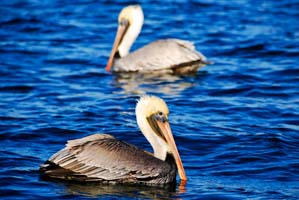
136 95 187 181
106 5 144 71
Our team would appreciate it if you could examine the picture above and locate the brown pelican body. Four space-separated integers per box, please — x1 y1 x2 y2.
106 5 210 74
40 96 187 185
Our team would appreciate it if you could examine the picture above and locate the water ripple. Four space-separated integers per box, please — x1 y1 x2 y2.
0 0 298 199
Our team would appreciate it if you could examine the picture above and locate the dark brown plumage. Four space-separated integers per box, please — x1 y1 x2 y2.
40 96 187 185
40 134 176 185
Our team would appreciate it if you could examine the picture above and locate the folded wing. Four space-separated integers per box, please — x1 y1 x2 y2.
113 39 208 73
40 134 173 184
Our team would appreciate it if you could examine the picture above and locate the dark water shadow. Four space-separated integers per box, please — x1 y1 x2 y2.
40 176 184 199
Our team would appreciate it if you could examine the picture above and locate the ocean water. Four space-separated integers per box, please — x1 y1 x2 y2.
0 0 299 199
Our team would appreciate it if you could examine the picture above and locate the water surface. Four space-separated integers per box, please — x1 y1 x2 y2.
0 0 299 199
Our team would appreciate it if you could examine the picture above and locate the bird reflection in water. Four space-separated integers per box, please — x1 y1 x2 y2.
112 72 206 95
45 179 186 199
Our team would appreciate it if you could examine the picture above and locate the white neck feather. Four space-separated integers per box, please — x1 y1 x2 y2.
118 9 144 57
135 97 168 161
136 115 168 161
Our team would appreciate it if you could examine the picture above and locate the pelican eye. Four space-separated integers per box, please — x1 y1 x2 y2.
154 111 168 123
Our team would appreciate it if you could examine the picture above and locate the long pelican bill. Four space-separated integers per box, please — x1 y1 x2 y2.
155 118 187 181
106 19 129 72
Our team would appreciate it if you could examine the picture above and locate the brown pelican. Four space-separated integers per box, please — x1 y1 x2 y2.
40 95 187 185
106 5 210 74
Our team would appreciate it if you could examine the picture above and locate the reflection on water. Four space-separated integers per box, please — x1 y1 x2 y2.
112 72 206 95
47 179 184 199
1 0 298 199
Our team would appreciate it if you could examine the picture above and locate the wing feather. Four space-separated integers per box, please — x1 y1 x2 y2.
113 39 207 73
41 134 173 183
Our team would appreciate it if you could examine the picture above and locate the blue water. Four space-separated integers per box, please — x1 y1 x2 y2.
1 0 299 199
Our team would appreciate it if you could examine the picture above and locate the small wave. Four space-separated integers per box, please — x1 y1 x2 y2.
44 58 91 65
0 17 42 26
0 85 34 93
